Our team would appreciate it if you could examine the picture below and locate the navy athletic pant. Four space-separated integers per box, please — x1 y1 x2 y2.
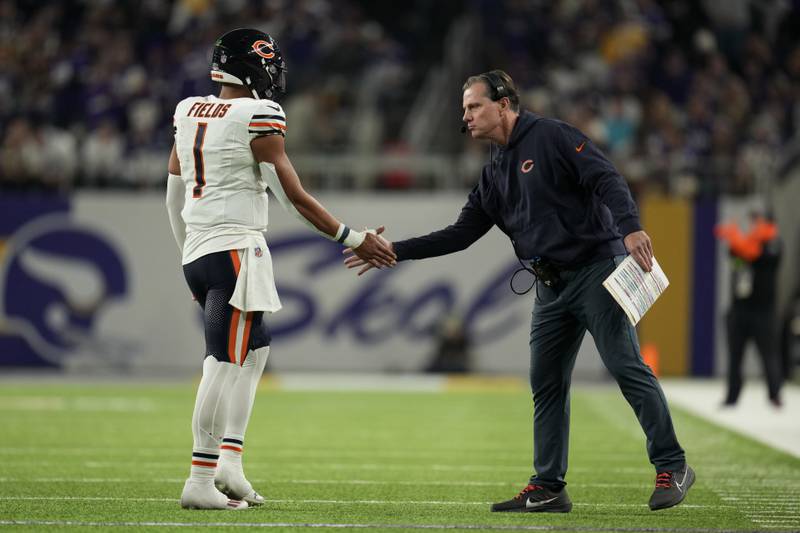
528 255 685 489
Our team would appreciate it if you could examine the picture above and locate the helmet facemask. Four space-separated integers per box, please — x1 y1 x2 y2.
245 61 287 102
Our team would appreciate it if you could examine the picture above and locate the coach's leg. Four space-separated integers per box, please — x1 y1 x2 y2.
529 284 586 490
579 257 692 511
579 258 685 472
218 313 272 504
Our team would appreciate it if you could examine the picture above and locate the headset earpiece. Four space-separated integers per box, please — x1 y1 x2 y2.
480 71 507 102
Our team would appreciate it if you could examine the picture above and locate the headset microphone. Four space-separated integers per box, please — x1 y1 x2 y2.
461 125 467 133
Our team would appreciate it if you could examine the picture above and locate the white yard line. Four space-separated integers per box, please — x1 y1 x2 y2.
1 476 798 491
0 519 782 532
0 495 728 509
0 477 654 489
0 460 658 475
0 446 662 464
6 458 800 483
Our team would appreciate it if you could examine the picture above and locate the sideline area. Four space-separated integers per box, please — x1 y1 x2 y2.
660 378 800 459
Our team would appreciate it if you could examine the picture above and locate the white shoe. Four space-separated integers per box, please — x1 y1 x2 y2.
215 463 265 506
180 479 248 510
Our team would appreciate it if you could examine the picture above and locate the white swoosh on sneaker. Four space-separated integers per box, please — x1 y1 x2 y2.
526 496 558 509
675 469 688 493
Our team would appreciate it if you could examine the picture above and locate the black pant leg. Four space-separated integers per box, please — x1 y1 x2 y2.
725 309 748 404
528 283 586 489
580 258 684 472
752 312 783 401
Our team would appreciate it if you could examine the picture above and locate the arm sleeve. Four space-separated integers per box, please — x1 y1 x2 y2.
553 121 642 236
165 173 186 253
393 186 494 261
248 101 287 140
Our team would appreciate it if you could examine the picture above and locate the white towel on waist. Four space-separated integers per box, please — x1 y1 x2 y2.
229 242 282 313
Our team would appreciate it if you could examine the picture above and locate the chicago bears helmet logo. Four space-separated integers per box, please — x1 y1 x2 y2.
252 40 275 59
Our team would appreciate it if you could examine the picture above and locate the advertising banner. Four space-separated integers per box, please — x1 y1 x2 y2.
0 192 606 377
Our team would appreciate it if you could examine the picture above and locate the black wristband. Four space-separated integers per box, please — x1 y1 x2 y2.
337 226 350 244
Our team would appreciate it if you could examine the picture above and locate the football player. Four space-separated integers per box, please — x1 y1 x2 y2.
166 28 396 510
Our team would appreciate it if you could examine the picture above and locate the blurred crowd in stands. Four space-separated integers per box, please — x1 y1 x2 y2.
479 0 800 197
1 0 799 196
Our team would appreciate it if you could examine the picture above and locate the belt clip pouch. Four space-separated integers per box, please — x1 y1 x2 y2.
530 258 563 290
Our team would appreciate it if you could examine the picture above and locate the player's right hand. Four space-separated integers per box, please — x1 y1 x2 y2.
343 226 395 275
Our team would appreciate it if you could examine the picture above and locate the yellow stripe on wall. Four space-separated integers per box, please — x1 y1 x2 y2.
444 375 526 392
638 196 692 376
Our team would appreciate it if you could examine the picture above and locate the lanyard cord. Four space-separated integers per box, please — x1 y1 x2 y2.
491 146 542 299
509 256 542 298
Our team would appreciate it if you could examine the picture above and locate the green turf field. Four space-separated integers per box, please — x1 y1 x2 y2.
1 380 798 532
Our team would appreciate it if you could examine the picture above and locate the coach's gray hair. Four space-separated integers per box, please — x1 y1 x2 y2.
463 70 520 112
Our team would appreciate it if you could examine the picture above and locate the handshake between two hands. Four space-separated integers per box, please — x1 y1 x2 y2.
342 225 396 275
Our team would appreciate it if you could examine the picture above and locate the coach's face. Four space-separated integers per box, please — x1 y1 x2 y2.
462 82 503 140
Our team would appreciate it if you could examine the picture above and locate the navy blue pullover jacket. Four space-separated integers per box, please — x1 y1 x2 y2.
393 111 642 267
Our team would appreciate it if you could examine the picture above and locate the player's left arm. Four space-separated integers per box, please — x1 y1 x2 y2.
165 143 186 253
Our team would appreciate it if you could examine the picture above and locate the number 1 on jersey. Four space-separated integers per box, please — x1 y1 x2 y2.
192 122 208 198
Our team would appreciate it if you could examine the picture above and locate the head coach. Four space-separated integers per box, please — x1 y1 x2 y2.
345 69 694 513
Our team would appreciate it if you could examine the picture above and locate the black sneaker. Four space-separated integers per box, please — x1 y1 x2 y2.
649 464 695 511
490 484 572 513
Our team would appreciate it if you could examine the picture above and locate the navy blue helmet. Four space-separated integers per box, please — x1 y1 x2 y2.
210 28 287 102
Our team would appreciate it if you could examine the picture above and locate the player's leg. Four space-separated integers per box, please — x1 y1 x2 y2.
216 313 272 504
182 354 243 509
180 252 247 510
580 256 690 511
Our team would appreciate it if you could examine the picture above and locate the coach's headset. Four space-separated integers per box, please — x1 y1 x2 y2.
480 70 510 102
461 71 510 134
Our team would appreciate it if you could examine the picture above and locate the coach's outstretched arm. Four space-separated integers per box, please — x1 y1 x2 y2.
251 134 396 269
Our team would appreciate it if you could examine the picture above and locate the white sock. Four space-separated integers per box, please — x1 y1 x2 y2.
189 356 240 485
220 347 270 473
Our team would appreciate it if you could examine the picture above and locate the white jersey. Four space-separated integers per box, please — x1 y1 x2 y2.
173 94 287 265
